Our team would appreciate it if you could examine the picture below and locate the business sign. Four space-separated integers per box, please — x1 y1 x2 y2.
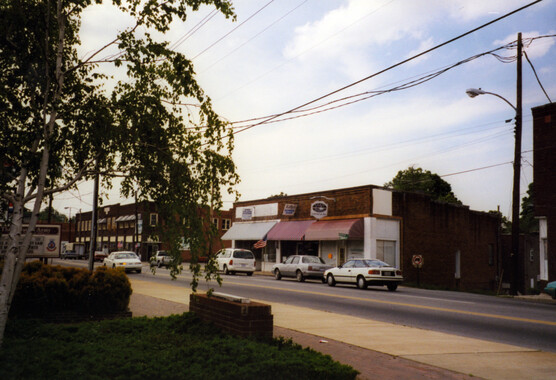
311 201 328 219
283 204 297 216
241 207 254 220
0 224 61 258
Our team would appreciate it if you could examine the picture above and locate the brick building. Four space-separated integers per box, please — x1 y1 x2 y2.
75 202 232 261
223 185 500 291
533 102 556 285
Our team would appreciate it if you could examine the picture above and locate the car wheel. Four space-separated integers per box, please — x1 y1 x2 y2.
356 276 368 290
246 272 253 276
327 274 336 287
224 265 229 275
274 269 282 280
387 283 398 291
136 269 142 274
296 270 305 282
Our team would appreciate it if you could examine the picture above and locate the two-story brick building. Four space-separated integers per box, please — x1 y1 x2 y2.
75 202 232 261
533 102 556 285
223 185 500 291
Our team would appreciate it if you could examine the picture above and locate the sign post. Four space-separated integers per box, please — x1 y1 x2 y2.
412 254 424 287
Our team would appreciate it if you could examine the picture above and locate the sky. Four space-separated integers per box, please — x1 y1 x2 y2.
53 0 556 219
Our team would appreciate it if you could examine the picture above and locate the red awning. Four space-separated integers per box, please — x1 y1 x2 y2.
266 220 315 241
304 218 364 241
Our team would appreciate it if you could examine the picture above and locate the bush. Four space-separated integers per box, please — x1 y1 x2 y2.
10 262 132 318
0 314 359 380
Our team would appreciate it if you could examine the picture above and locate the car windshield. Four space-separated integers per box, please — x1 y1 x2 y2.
234 250 254 259
116 253 136 259
360 259 391 267
302 256 324 264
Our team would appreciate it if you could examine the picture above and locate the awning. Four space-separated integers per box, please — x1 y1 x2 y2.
266 220 315 241
304 218 364 241
221 221 278 241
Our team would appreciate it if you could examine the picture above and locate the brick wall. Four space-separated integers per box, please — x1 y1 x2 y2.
393 191 499 291
533 102 556 282
189 294 273 339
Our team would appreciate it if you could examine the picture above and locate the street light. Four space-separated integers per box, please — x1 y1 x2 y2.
466 86 523 295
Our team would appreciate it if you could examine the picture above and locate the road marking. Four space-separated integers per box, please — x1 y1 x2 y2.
219 280 556 327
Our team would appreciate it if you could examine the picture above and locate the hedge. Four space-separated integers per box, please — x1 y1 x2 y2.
9 262 132 318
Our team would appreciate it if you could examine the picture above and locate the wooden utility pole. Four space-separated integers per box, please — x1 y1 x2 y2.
511 32 523 295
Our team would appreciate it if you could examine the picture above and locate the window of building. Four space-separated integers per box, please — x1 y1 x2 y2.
376 240 396 266
222 219 231 231
455 250 461 279
488 244 494 266
212 218 219 229
150 213 158 226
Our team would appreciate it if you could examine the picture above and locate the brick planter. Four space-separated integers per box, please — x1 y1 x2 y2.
189 293 273 339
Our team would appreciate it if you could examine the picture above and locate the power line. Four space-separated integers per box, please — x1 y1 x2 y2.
201 0 310 74
192 0 275 60
230 0 543 136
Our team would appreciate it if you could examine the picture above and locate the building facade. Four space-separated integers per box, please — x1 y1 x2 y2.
223 185 500 291
75 202 232 261
533 102 556 285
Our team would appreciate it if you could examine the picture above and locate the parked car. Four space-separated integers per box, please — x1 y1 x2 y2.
215 248 256 276
93 251 108 262
61 250 78 260
150 250 173 268
324 259 403 291
272 255 332 282
544 281 556 299
103 251 142 273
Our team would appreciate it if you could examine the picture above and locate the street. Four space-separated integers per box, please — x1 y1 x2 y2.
54 259 556 353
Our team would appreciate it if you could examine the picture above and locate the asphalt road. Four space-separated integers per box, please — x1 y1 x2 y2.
53 259 556 353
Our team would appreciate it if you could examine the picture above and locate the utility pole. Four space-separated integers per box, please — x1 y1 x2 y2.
88 165 99 272
511 32 523 295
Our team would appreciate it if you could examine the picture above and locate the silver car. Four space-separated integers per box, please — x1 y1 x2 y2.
272 255 332 282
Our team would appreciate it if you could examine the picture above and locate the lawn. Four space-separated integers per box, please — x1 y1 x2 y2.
0 313 358 380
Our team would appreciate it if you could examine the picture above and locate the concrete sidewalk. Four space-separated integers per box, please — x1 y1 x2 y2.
128 278 556 380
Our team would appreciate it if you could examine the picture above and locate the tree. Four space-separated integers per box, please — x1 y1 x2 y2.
519 182 537 233
384 166 462 205
0 0 238 345
37 207 67 223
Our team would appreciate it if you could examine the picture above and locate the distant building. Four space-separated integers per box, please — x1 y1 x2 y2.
223 185 500 291
533 102 556 285
75 202 232 261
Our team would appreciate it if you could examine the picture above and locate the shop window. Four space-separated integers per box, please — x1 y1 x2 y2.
376 240 396 266
150 213 158 226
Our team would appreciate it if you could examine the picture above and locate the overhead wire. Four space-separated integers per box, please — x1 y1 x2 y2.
191 0 275 60
229 0 543 136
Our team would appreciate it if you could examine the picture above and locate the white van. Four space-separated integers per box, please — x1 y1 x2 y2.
215 248 256 276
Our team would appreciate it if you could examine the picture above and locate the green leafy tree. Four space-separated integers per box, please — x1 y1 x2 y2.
37 207 67 223
0 0 238 345
384 166 462 205
520 182 537 233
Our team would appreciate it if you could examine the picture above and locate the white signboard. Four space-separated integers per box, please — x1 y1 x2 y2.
283 204 297 216
311 201 328 219
0 224 61 258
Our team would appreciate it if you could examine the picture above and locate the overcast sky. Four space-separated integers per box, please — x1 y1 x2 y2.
55 0 556 218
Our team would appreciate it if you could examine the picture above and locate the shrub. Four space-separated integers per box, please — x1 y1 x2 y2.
10 262 132 318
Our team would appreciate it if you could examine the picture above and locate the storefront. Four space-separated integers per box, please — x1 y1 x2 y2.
223 187 401 272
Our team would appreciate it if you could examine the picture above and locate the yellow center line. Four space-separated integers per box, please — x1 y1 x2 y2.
220 280 556 327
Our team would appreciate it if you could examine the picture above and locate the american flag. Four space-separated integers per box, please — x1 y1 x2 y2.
253 235 267 249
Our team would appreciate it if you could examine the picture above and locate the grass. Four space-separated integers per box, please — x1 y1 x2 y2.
0 313 358 380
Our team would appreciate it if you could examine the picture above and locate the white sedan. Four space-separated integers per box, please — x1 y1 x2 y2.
103 251 142 273
324 259 403 291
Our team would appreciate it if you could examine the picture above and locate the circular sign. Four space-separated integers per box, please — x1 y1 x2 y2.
412 254 423 268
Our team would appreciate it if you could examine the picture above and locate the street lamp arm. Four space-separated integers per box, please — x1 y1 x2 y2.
466 88 516 111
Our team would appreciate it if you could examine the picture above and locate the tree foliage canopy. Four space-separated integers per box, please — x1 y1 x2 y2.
0 0 238 344
384 166 462 205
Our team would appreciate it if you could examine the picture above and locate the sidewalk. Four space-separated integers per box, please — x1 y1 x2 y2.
128 278 556 380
